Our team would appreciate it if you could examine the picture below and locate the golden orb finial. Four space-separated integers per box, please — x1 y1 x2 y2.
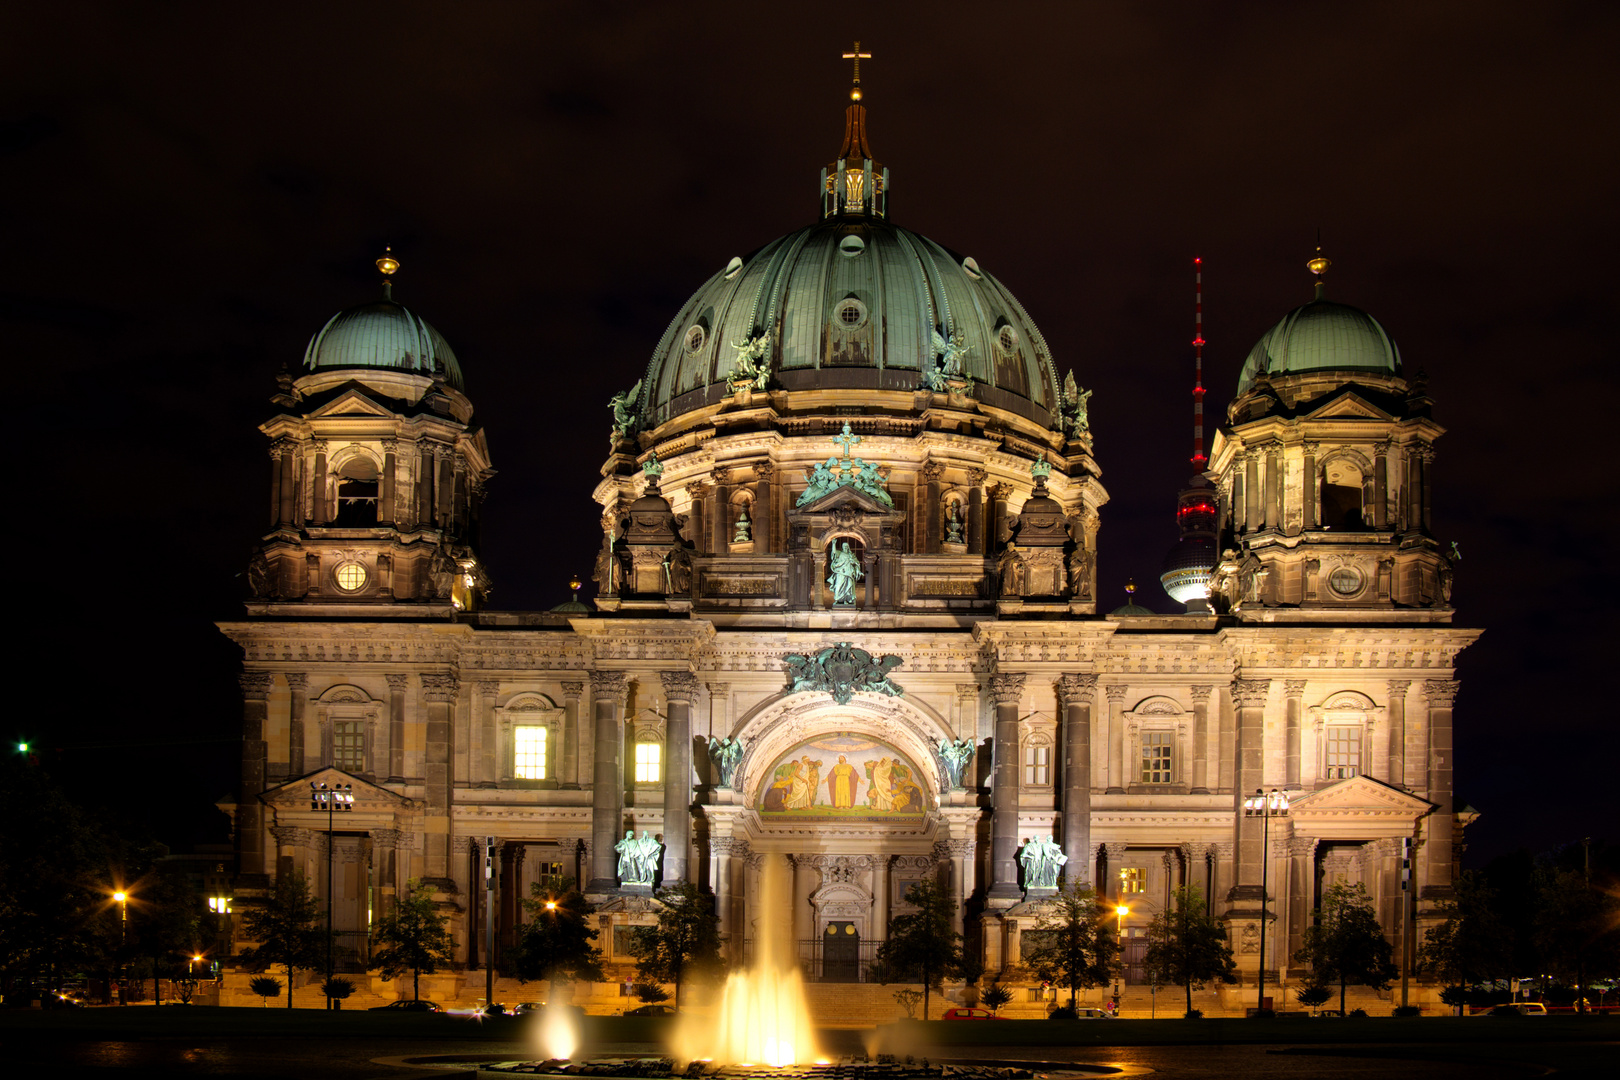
850 86 862 101
568 574 583 595
376 246 400 278
1307 245 1331 277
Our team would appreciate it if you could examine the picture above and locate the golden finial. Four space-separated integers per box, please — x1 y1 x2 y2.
568 573 583 596
376 245 400 278
1124 578 1137 597
842 41 871 101
1307 245 1331 278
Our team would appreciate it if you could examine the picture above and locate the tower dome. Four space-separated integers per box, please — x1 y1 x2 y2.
1234 291 1400 397
302 253 464 390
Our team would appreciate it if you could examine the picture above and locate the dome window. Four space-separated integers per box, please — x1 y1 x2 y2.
998 326 1019 353
839 234 866 258
723 256 744 280
834 298 868 332
684 324 706 353
334 562 368 592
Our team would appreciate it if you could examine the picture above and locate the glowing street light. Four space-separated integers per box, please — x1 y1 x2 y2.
112 890 129 1004
1114 904 1129 1001
1244 787 1291 1015
312 782 354 1007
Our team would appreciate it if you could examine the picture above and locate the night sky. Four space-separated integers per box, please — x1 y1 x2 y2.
7 3 1614 866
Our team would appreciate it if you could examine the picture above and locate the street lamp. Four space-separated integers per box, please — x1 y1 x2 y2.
1114 904 1129 1005
1243 787 1290 1015
112 891 128 1005
312 782 354 1008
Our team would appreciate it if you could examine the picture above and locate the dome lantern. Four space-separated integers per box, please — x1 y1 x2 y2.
822 42 888 220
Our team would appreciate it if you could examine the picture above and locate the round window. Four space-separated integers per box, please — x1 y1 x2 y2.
684 324 706 353
834 298 867 331
1328 566 1364 597
998 325 1018 352
334 562 368 592
839 234 866 258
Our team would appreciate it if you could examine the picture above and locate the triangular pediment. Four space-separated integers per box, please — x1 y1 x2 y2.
307 387 398 419
259 766 415 810
1289 774 1433 819
1304 392 1394 422
794 484 896 516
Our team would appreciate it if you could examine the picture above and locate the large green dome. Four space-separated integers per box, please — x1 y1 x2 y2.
1236 297 1400 396
303 298 464 391
635 218 1063 430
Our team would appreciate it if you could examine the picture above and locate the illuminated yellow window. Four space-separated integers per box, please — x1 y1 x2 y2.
1140 731 1173 784
1024 744 1051 786
514 726 548 780
207 897 232 914
333 721 364 772
1325 726 1360 779
635 742 662 783
1120 867 1146 894
844 168 865 206
334 562 367 591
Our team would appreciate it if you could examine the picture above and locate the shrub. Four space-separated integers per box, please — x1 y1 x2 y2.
1250 1007 1275 1019
980 984 1013 1015
1393 1005 1421 1017
1348 1008 1369 1018
632 982 669 1004
322 977 355 1007
1489 1004 1523 1017
1184 1008 1203 1019
893 987 923 1019
249 976 282 1007
1048 1004 1077 1020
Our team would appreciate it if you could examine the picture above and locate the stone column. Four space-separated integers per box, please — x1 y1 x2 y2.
791 854 813 947
587 671 627 892
1212 841 1235 913
284 673 308 780
1417 445 1435 532
712 838 737 951
967 468 987 554
309 441 328 525
1283 679 1306 790
1231 677 1270 895
1385 680 1410 789
499 843 519 958
236 672 272 882
988 483 1012 549
416 442 434 528
1190 685 1212 794
1243 451 1260 534
1373 440 1390 528
384 674 408 782
268 444 284 527
923 460 945 553
659 672 698 885
277 440 298 527
873 854 892 938
430 444 450 526
420 674 458 880
1181 843 1213 912
988 672 1027 901
1265 442 1282 531
1103 842 1129 903
1420 679 1458 897
1300 442 1318 530
561 682 584 788
1104 684 1128 794
709 467 730 555
754 462 774 554
475 680 499 788
1287 836 1318 965
380 439 398 525
1057 673 1096 874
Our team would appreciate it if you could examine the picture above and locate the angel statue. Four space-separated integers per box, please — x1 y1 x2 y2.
1060 370 1092 438
608 378 643 444
730 330 772 390
931 328 971 376
827 540 863 606
938 738 975 790
708 735 743 789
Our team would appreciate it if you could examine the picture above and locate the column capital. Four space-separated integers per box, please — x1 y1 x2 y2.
1231 678 1270 708
1104 841 1129 858
1056 673 1098 706
922 459 946 483
588 670 628 701
1283 679 1308 698
1301 441 1320 455
239 672 273 699
1289 836 1319 858
1386 679 1411 697
956 682 980 701
659 671 701 703
754 460 775 482
381 437 398 453
710 466 732 486
1180 841 1212 859
1422 678 1460 708
310 439 328 455
967 467 988 486
477 680 500 696
420 673 459 702
988 672 1026 705
1188 684 1213 704
385 673 410 692
986 482 1012 501
284 672 309 691
1103 683 1129 705
560 681 585 701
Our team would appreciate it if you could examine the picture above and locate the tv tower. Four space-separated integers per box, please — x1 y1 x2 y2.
1160 257 1219 610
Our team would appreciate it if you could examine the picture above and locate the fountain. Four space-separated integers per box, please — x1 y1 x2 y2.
538 1003 581 1062
674 856 820 1067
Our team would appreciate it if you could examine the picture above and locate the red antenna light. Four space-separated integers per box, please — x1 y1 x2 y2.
1191 256 1206 469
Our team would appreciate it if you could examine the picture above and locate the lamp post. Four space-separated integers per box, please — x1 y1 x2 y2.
312 782 354 1008
1114 903 1129 1006
1243 787 1290 1015
113 890 128 1005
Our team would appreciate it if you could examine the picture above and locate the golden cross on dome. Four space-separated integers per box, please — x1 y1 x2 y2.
841 41 871 87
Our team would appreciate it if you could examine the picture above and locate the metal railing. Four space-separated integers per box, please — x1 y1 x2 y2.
738 938 886 983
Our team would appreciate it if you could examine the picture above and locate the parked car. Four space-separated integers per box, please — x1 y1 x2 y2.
1490 1003 1547 1016
942 1007 998 1020
1050 1006 1114 1020
623 1004 676 1016
369 999 443 1012
513 1001 546 1015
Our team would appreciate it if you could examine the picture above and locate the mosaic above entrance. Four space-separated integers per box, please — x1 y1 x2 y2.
758 734 930 819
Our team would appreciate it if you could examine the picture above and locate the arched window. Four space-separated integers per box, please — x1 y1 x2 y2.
334 457 379 526
1321 459 1367 531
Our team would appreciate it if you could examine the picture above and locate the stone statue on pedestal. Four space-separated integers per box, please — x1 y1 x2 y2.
939 738 974 789
944 501 965 544
708 735 743 789
1018 835 1067 890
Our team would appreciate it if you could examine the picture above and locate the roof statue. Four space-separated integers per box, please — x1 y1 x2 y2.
783 641 904 706
609 379 642 444
641 449 664 480
795 421 894 507
1060 370 1092 439
1030 452 1053 482
729 330 771 391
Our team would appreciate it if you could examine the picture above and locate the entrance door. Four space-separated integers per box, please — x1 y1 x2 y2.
823 921 860 982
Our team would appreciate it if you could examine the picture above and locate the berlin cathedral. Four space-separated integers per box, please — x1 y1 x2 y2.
221 60 1476 1014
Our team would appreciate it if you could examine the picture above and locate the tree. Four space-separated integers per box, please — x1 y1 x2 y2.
1295 983 1332 1014
370 878 455 1003
1532 862 1620 1014
509 875 604 1004
874 879 963 1020
625 881 723 1009
1142 885 1237 1017
1417 871 1514 1010
237 872 323 1009
1021 879 1116 1013
1293 881 1397 1016
980 983 1013 1016
633 981 669 1003
249 975 282 1006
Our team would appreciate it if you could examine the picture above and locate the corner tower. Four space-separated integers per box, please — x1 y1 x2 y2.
1205 250 1452 617
246 251 494 613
